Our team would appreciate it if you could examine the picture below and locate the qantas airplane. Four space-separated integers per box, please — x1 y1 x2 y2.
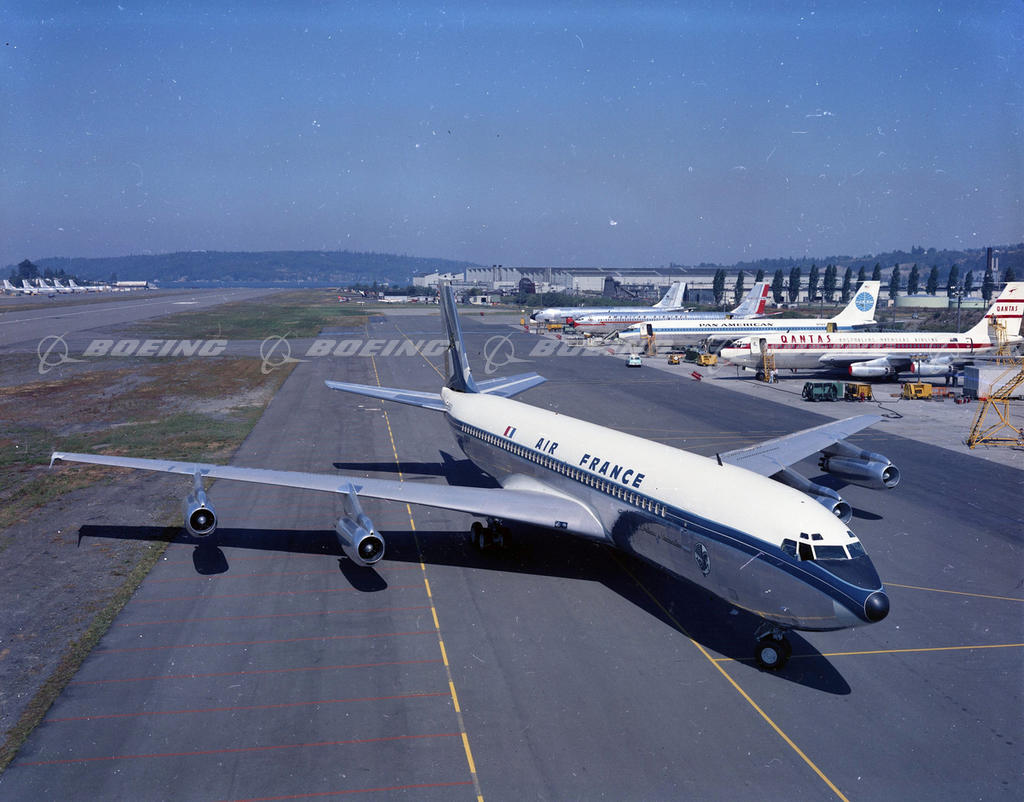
569 281 771 335
720 282 1024 378
531 281 686 324
617 281 881 351
51 285 900 669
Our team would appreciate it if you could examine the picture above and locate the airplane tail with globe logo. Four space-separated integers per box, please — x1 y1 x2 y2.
832 281 880 326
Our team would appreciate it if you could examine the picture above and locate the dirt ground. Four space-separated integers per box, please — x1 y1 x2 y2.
0 353 292 762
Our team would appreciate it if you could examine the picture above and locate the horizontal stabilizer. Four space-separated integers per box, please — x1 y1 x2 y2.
50 452 606 540
474 371 546 398
324 380 446 410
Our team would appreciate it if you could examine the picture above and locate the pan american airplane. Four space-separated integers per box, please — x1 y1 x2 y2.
721 282 1024 377
617 281 881 350
51 285 900 669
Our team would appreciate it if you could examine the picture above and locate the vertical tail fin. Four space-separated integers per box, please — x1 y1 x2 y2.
965 282 1024 339
653 281 686 308
730 281 771 317
831 281 880 324
440 283 479 393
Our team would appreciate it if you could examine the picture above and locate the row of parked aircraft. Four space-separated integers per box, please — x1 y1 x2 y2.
538 278 1023 381
52 284 901 670
2 278 111 295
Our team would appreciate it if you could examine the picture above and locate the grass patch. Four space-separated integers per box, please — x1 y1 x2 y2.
0 527 177 773
129 289 369 338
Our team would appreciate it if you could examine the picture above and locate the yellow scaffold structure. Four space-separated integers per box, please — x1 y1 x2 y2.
966 321 1024 448
761 348 777 383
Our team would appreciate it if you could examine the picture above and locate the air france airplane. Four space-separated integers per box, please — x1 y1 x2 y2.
618 281 881 351
721 282 1024 378
569 281 771 335
51 285 899 669
531 281 686 324
3 279 39 295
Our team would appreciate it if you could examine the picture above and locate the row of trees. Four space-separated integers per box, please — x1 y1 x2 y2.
712 262 1018 306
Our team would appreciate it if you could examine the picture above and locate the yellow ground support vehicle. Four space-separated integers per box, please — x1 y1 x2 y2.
901 382 933 400
695 353 718 367
668 353 682 365
844 383 874 401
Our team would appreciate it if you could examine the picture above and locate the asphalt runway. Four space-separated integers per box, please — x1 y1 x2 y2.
0 288 275 349
1 309 1021 799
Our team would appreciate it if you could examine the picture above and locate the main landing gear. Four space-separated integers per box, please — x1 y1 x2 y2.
471 518 507 551
754 622 792 671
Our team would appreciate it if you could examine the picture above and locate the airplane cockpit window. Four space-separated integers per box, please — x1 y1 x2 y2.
798 542 814 561
847 541 867 558
781 538 797 557
814 545 847 560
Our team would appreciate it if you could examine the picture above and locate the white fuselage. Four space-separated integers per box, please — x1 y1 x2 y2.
533 304 683 325
720 330 1019 369
441 387 882 632
571 308 749 334
618 316 867 348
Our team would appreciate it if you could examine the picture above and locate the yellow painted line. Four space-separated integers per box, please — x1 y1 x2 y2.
461 732 478 775
611 553 848 802
391 319 446 379
887 582 1024 603
369 354 484 800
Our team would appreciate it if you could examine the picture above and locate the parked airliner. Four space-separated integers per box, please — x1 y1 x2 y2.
51 285 900 669
531 281 686 324
617 282 881 351
721 283 1024 378
569 282 771 335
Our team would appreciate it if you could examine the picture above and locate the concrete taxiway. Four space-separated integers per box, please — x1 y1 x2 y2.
1 309 1021 799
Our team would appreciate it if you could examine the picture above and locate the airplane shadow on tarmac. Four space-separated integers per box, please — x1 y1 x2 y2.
77 515 851 695
77 448 850 693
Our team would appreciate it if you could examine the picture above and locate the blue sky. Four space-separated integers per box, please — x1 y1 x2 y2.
2 1 1021 268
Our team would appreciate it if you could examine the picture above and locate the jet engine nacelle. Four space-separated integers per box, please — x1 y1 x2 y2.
772 467 853 523
335 516 385 566
818 440 900 490
335 484 385 566
909 360 954 377
183 490 217 537
848 361 895 378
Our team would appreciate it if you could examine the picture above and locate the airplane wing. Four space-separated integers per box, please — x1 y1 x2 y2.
49 452 607 540
718 414 882 476
815 353 912 368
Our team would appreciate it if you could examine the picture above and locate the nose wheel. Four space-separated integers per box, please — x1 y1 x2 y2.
755 623 792 670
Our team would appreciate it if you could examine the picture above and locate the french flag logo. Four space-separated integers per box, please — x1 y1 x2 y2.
503 425 517 438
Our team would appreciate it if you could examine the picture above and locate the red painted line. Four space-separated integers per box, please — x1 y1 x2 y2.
69 658 442 686
18 732 460 766
220 781 474 801
124 604 431 627
94 630 435 654
47 691 449 722
132 584 423 604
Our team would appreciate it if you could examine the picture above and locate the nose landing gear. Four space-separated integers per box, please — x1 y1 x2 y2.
755 623 792 670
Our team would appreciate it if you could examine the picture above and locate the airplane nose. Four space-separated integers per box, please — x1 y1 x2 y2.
864 591 890 622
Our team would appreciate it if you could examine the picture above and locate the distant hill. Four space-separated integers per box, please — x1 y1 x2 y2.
10 243 1022 286
20 250 481 286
